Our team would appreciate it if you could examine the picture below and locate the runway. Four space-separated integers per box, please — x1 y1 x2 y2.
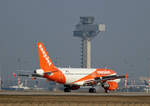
0 91 149 106
0 90 150 96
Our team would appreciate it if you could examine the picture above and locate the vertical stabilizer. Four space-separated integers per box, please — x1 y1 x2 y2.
37 42 55 72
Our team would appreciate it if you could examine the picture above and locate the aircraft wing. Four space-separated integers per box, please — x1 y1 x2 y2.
95 74 127 82
14 71 54 80
18 73 43 78
84 73 128 86
13 73 45 80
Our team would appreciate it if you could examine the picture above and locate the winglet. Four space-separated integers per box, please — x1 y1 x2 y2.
125 73 128 79
12 72 16 78
37 42 55 72
125 73 128 88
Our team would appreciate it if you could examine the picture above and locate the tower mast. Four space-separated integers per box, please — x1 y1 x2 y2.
73 16 105 68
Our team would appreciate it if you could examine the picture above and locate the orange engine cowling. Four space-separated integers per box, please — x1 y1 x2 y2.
71 86 80 90
107 81 118 91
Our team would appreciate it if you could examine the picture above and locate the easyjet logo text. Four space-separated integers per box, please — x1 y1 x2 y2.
97 71 110 75
39 44 52 66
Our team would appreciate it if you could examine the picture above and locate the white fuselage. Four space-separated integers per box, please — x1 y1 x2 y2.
57 68 119 86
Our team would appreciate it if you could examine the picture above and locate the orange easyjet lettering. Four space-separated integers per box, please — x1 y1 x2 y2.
39 44 52 66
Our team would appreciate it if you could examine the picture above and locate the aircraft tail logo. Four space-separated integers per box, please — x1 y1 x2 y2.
37 42 55 72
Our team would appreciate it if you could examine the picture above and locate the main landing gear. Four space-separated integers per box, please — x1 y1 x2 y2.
89 88 96 93
64 85 71 92
64 87 71 92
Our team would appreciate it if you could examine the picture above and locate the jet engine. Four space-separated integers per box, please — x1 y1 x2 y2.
102 81 118 91
102 82 110 88
34 69 44 76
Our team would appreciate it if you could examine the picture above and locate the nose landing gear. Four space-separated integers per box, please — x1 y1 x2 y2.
104 88 108 93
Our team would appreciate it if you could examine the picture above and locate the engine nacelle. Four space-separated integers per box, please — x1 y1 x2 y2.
102 81 118 91
107 81 118 91
102 82 110 88
34 69 44 76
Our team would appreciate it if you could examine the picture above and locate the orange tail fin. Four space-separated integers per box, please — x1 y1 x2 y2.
37 42 55 72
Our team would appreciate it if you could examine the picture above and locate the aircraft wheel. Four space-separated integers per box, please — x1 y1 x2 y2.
89 88 96 93
64 88 71 92
104 89 108 93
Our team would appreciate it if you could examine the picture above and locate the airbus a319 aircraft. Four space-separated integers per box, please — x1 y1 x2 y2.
32 42 127 93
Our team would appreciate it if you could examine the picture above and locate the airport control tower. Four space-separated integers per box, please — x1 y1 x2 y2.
73 17 105 68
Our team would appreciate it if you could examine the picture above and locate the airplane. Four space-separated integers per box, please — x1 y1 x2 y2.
9 76 31 90
9 83 30 90
24 42 128 93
